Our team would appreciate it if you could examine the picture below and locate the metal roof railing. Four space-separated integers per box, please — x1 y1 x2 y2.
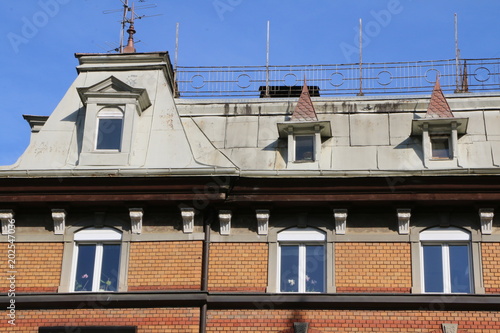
174 58 500 98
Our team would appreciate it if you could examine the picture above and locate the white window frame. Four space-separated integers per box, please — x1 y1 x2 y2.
95 108 124 152
420 227 473 294
429 134 452 160
293 135 315 162
277 227 326 293
71 227 122 292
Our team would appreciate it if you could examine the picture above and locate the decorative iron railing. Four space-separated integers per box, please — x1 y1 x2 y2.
174 58 500 98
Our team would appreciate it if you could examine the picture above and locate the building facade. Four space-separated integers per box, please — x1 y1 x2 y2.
1 51 500 332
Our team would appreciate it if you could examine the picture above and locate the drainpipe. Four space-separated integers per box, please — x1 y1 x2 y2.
199 210 213 333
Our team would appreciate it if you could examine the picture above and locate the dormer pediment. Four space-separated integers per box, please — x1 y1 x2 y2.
77 76 151 114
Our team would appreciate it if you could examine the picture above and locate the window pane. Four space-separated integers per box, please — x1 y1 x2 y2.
431 137 450 159
295 136 314 161
280 245 299 292
423 245 444 292
305 245 325 292
96 118 123 150
449 245 471 293
75 244 96 291
100 244 121 292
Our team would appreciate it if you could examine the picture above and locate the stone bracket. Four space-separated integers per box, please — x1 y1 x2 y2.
397 209 411 235
442 323 458 333
256 210 270 235
294 322 309 333
129 208 144 234
0 210 14 235
181 207 195 234
51 209 67 235
219 210 232 235
479 208 494 235
334 209 347 235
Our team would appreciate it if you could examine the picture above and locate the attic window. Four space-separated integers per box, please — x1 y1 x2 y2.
430 135 451 159
295 135 315 162
96 108 123 151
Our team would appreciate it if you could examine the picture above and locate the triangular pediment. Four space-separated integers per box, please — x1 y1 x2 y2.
77 76 151 113
84 76 136 94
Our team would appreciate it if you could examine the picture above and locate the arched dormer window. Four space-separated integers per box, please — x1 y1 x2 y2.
72 227 122 292
96 107 124 151
420 227 472 293
277 227 326 293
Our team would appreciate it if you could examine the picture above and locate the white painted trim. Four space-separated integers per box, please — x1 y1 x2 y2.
74 227 122 241
277 227 326 242
420 227 471 241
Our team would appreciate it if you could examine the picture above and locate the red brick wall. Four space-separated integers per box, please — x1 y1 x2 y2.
335 242 411 293
128 241 202 290
482 242 500 293
206 309 500 332
0 308 199 332
0 243 63 293
209 242 268 292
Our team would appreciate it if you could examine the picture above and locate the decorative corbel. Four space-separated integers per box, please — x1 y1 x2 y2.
129 208 143 234
334 209 347 235
219 210 232 235
294 322 309 333
181 207 195 234
0 210 14 235
256 210 270 235
479 208 494 235
397 209 411 235
51 209 67 235
441 323 458 333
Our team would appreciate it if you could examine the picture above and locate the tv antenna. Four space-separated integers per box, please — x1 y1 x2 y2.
103 0 161 53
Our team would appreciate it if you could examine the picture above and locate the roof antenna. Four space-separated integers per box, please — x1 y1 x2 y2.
123 3 137 53
103 0 161 53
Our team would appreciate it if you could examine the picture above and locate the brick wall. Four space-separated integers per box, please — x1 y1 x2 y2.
482 242 500 293
208 242 268 292
128 241 202 290
206 309 500 332
335 242 411 293
1 242 63 293
0 308 199 332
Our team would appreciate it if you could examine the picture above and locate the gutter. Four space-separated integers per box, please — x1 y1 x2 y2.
199 210 213 333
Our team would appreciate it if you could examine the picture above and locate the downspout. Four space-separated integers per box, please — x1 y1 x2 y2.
200 210 213 333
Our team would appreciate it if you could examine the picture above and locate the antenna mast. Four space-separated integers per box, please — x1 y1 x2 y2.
103 0 160 53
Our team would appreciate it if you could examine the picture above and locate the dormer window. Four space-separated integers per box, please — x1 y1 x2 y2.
430 134 451 160
295 135 315 162
276 80 331 168
96 108 124 151
77 76 151 166
411 78 468 168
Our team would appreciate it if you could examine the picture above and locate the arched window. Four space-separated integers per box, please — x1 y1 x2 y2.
96 108 123 150
277 227 326 293
420 227 472 293
72 227 122 292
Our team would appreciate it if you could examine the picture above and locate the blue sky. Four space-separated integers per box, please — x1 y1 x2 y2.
1 0 499 165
